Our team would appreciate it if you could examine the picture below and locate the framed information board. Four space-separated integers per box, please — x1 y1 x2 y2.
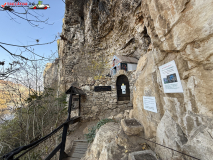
94 86 112 92
159 60 183 93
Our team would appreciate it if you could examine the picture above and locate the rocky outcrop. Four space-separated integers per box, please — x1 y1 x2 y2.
83 113 157 160
82 122 123 160
132 0 213 159
44 0 213 159
44 0 151 93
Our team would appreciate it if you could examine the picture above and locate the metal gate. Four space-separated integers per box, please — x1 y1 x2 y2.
116 75 130 101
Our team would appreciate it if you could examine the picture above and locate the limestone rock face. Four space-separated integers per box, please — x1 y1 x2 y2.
43 0 145 121
132 0 213 159
44 0 151 92
44 0 213 159
82 122 124 160
142 0 213 52
156 111 188 160
83 121 145 160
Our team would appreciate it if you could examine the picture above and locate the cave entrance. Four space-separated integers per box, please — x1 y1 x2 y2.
143 26 151 49
116 75 130 101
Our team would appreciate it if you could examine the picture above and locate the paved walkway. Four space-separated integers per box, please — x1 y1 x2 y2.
63 140 88 160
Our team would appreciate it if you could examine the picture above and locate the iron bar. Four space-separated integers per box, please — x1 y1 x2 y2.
45 143 62 160
79 95 81 116
59 123 69 160
3 118 77 160
3 86 84 160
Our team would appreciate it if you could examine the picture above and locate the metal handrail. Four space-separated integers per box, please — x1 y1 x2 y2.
3 116 80 160
2 92 81 160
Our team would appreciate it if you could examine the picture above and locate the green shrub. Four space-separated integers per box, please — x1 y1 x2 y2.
85 118 115 143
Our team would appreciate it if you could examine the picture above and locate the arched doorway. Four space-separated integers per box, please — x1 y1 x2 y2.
116 75 130 101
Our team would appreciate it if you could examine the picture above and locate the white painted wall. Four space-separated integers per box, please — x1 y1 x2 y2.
127 63 137 71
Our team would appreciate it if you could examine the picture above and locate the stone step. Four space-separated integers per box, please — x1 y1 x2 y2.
121 118 143 136
128 150 159 160
63 140 88 160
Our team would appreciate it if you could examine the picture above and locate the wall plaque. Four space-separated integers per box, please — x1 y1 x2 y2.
121 84 126 94
159 60 183 93
143 96 157 113
94 86 112 92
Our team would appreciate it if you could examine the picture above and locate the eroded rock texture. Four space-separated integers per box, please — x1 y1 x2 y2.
133 0 213 159
43 0 213 159
82 122 123 160
44 0 151 93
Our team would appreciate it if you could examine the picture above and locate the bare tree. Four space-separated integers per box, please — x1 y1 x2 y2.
0 58 67 158
0 0 53 27
0 1 66 158
0 0 60 79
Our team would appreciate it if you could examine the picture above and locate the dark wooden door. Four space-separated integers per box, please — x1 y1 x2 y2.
116 75 130 101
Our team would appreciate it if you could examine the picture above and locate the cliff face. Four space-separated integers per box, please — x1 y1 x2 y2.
44 0 150 92
133 1 213 159
44 0 213 159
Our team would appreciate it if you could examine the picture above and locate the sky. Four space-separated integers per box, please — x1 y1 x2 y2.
0 0 65 68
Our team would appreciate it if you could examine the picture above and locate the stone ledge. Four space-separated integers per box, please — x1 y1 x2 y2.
121 119 143 136
128 150 158 160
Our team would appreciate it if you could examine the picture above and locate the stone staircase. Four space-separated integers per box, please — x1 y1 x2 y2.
63 140 88 160
116 118 159 160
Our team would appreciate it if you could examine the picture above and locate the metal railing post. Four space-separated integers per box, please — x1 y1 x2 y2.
59 92 73 160
59 123 69 160
79 95 81 117
67 93 72 121
3 87 84 160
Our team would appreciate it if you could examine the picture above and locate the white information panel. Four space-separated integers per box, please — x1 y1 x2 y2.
159 60 183 93
143 96 157 113
121 84 126 94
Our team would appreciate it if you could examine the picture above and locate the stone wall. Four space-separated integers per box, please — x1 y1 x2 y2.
70 70 136 120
